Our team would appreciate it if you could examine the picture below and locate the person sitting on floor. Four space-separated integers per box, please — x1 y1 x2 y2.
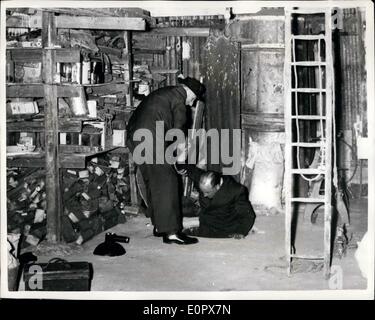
175 164 256 239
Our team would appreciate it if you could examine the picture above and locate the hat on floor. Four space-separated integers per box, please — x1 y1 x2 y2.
178 76 206 100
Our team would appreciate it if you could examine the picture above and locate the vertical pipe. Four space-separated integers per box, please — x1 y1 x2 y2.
164 36 171 86
124 31 133 107
170 36 176 85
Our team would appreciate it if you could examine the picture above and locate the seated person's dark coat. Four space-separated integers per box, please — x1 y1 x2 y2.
182 165 256 238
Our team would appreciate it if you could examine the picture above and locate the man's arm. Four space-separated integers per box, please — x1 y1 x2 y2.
171 100 187 131
175 163 204 185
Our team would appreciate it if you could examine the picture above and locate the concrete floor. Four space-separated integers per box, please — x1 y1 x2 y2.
30 198 368 292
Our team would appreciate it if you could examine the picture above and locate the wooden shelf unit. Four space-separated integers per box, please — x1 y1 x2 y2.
6 9 147 242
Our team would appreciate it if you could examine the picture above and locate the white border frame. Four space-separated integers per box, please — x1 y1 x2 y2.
1 0 374 300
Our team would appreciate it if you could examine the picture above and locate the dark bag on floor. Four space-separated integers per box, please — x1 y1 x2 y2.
23 258 93 291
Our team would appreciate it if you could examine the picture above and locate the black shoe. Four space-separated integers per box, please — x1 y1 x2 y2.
163 232 199 245
153 227 164 237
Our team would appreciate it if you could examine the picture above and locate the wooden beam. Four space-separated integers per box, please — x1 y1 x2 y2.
7 84 81 97
134 48 166 54
42 7 151 19
242 112 285 132
7 48 80 63
7 48 42 62
55 49 81 63
55 16 146 30
7 155 45 168
42 11 61 243
7 153 87 168
7 119 82 132
6 14 146 31
59 154 89 168
241 43 285 51
84 83 128 96
150 68 179 74
59 145 101 154
6 14 42 28
7 84 45 97
133 34 166 51
147 27 209 37
57 85 82 97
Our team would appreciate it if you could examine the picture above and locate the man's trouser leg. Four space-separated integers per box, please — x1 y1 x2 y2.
143 163 182 233
137 164 155 223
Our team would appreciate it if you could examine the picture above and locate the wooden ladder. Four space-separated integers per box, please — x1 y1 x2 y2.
284 8 334 278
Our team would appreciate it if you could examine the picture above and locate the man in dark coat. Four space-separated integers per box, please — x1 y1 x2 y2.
126 77 205 245
176 164 256 238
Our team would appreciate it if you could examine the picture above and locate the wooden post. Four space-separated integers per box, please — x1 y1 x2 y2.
42 11 61 242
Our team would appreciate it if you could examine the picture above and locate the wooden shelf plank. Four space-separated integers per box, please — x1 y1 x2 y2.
7 84 81 98
84 82 128 95
290 9 327 14
6 14 146 31
55 49 81 63
7 148 119 168
7 119 82 132
291 35 326 40
7 84 44 97
6 14 42 28
291 169 325 175
55 16 146 31
291 88 326 93
7 48 80 63
147 27 209 37
241 43 285 50
290 255 325 260
59 145 101 153
291 61 327 66
150 68 179 74
291 142 323 147
290 197 325 203
291 115 327 120
7 154 45 168
41 7 151 18
6 48 42 61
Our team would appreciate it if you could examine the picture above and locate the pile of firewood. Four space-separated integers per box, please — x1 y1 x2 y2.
7 153 131 248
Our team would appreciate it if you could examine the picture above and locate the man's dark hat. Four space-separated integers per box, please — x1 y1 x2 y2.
178 77 206 100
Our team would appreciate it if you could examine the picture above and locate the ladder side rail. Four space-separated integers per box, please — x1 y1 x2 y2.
284 9 293 276
324 8 334 278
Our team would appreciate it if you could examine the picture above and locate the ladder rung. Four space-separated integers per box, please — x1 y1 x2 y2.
291 88 327 93
291 169 325 175
290 9 328 15
291 142 322 147
290 254 325 260
291 115 327 120
290 197 325 203
291 35 326 40
291 61 327 66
